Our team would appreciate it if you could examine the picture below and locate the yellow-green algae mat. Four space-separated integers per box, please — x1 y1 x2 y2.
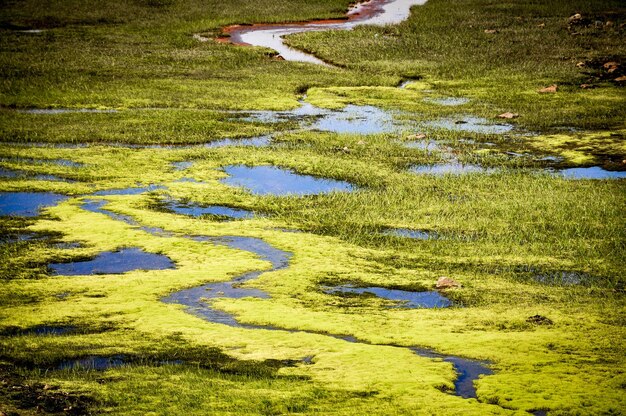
0 145 624 415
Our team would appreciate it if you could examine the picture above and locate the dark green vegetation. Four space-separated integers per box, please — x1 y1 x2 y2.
1 0 625 414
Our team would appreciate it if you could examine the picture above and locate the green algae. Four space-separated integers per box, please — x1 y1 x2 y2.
1 0 625 414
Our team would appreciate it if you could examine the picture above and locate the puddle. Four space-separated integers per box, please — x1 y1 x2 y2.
221 165 354 196
0 157 84 168
534 271 588 286
411 162 492 175
92 185 166 196
172 161 193 171
223 0 427 65
162 236 291 327
0 232 43 244
165 200 255 220
48 247 175 275
383 228 437 240
203 135 272 148
20 109 117 114
557 167 626 180
425 97 470 106
24 325 77 336
52 241 84 250
312 105 402 134
405 140 440 152
424 117 513 134
57 355 127 371
0 166 73 182
240 102 405 135
323 285 451 308
0 192 67 217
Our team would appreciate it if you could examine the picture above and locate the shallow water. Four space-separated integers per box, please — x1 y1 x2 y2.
410 347 493 398
0 157 83 168
425 97 470 106
0 192 67 217
57 355 127 371
558 166 626 180
0 166 72 182
424 117 513 134
221 165 354 195
162 236 291 327
20 108 117 114
172 161 193 171
165 200 255 220
383 228 437 240
323 285 451 308
405 140 440 152
92 184 166 196
411 162 491 175
227 0 427 65
49 247 175 275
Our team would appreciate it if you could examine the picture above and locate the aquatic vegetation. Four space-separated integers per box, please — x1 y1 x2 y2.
0 0 624 414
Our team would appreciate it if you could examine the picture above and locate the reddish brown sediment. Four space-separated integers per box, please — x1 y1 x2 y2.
216 0 393 45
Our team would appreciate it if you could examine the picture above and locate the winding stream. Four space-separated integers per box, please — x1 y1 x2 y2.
220 0 427 65
71 192 493 400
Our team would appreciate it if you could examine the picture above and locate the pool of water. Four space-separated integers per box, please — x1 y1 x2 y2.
221 165 355 196
425 97 470 106
49 247 175 275
57 355 127 371
0 192 68 217
383 228 438 240
92 185 166 196
411 162 491 175
0 166 72 182
21 108 117 114
405 140 441 152
323 285 452 308
558 166 626 180
424 117 513 134
240 102 405 135
165 200 255 220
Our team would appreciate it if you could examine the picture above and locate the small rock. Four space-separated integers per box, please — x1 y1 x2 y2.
274 55 285 61
526 315 553 325
484 29 498 34
342 146 350 152
538 84 558 93
605 21 614 27
497 112 519 119
607 66 619 74
603 61 619 69
615 76 626 82
357 140 366 145
580 84 593 89
408 133 427 140
436 277 462 289
568 13 582 23
575 61 586 68
537 23 545 28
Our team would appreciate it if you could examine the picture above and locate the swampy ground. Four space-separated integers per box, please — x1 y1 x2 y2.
1 0 625 414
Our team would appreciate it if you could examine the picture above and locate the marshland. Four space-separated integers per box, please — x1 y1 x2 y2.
0 0 625 414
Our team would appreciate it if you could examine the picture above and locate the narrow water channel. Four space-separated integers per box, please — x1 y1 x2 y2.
221 0 427 65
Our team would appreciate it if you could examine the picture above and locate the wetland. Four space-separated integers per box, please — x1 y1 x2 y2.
0 0 624 414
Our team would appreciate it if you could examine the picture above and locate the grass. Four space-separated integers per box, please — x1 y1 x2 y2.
0 0 625 414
